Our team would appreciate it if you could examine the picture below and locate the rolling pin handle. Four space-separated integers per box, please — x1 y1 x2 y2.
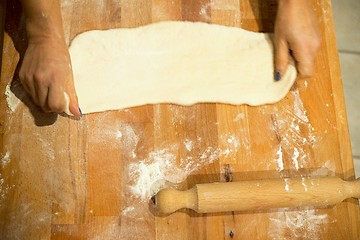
154 187 198 214
350 178 360 199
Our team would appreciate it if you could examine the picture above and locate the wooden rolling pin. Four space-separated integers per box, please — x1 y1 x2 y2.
153 176 360 214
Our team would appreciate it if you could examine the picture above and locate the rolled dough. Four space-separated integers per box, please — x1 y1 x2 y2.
69 21 297 114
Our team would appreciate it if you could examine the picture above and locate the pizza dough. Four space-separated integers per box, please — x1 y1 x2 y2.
69 21 297 114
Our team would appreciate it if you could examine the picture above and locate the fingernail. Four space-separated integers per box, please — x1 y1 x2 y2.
275 71 281 81
151 195 156 205
79 107 83 118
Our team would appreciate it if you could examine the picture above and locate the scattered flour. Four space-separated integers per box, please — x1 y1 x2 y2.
275 146 284 171
5 84 22 112
266 89 333 239
219 133 242 157
284 178 291 192
292 90 309 123
292 147 300 170
309 160 336 177
234 112 245 121
271 88 317 172
199 2 239 20
184 139 193 152
128 145 221 201
227 135 239 147
0 175 4 189
121 206 135 216
120 124 140 159
301 178 308 192
269 209 328 239
1 152 10 167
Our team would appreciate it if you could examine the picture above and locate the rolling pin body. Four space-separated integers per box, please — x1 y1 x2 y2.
154 176 360 214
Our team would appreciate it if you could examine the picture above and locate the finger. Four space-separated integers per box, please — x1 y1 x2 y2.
297 60 315 78
34 80 51 112
275 38 289 81
65 66 81 118
292 48 316 77
46 84 67 113
19 76 40 106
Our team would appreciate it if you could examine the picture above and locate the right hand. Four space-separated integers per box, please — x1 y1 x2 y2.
274 0 321 79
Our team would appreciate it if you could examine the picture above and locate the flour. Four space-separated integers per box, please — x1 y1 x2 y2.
267 88 331 239
90 114 125 143
0 175 4 190
38 136 55 161
271 88 317 172
284 178 291 192
219 133 244 158
269 209 328 239
128 145 221 201
184 139 193 152
292 90 309 123
309 160 336 177
121 206 135 216
292 147 300 170
1 151 10 168
128 131 248 201
275 146 284 171
128 147 179 199
234 112 245 121
5 84 22 112
199 3 211 21
301 178 309 192
227 135 239 147
120 124 140 159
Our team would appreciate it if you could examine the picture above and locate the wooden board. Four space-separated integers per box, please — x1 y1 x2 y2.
1 0 359 239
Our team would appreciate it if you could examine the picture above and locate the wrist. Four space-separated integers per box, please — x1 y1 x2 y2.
25 17 64 43
277 0 311 7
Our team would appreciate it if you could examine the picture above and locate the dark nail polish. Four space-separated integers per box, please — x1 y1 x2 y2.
79 107 83 117
275 71 281 81
151 195 156 204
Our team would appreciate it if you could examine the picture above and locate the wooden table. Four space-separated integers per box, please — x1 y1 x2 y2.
1 0 359 239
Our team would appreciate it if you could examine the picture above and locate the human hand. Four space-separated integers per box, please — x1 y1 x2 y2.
19 37 81 117
274 0 321 79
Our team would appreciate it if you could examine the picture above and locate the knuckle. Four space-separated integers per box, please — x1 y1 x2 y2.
18 68 25 80
19 70 32 84
314 38 321 51
48 100 64 113
48 104 64 113
47 92 65 112
298 65 313 78
309 37 321 50
305 36 321 52
34 71 59 89
33 70 47 83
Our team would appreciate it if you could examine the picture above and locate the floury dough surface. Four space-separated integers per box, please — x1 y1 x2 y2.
69 21 297 114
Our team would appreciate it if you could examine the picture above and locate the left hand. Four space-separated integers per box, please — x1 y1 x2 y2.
19 36 81 117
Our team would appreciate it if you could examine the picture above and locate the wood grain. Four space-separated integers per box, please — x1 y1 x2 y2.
0 0 359 239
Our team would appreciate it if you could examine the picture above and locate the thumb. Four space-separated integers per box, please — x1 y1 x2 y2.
65 73 82 118
275 39 289 81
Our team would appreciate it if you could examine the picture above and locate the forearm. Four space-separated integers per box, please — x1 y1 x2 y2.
21 0 65 42
19 0 80 117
